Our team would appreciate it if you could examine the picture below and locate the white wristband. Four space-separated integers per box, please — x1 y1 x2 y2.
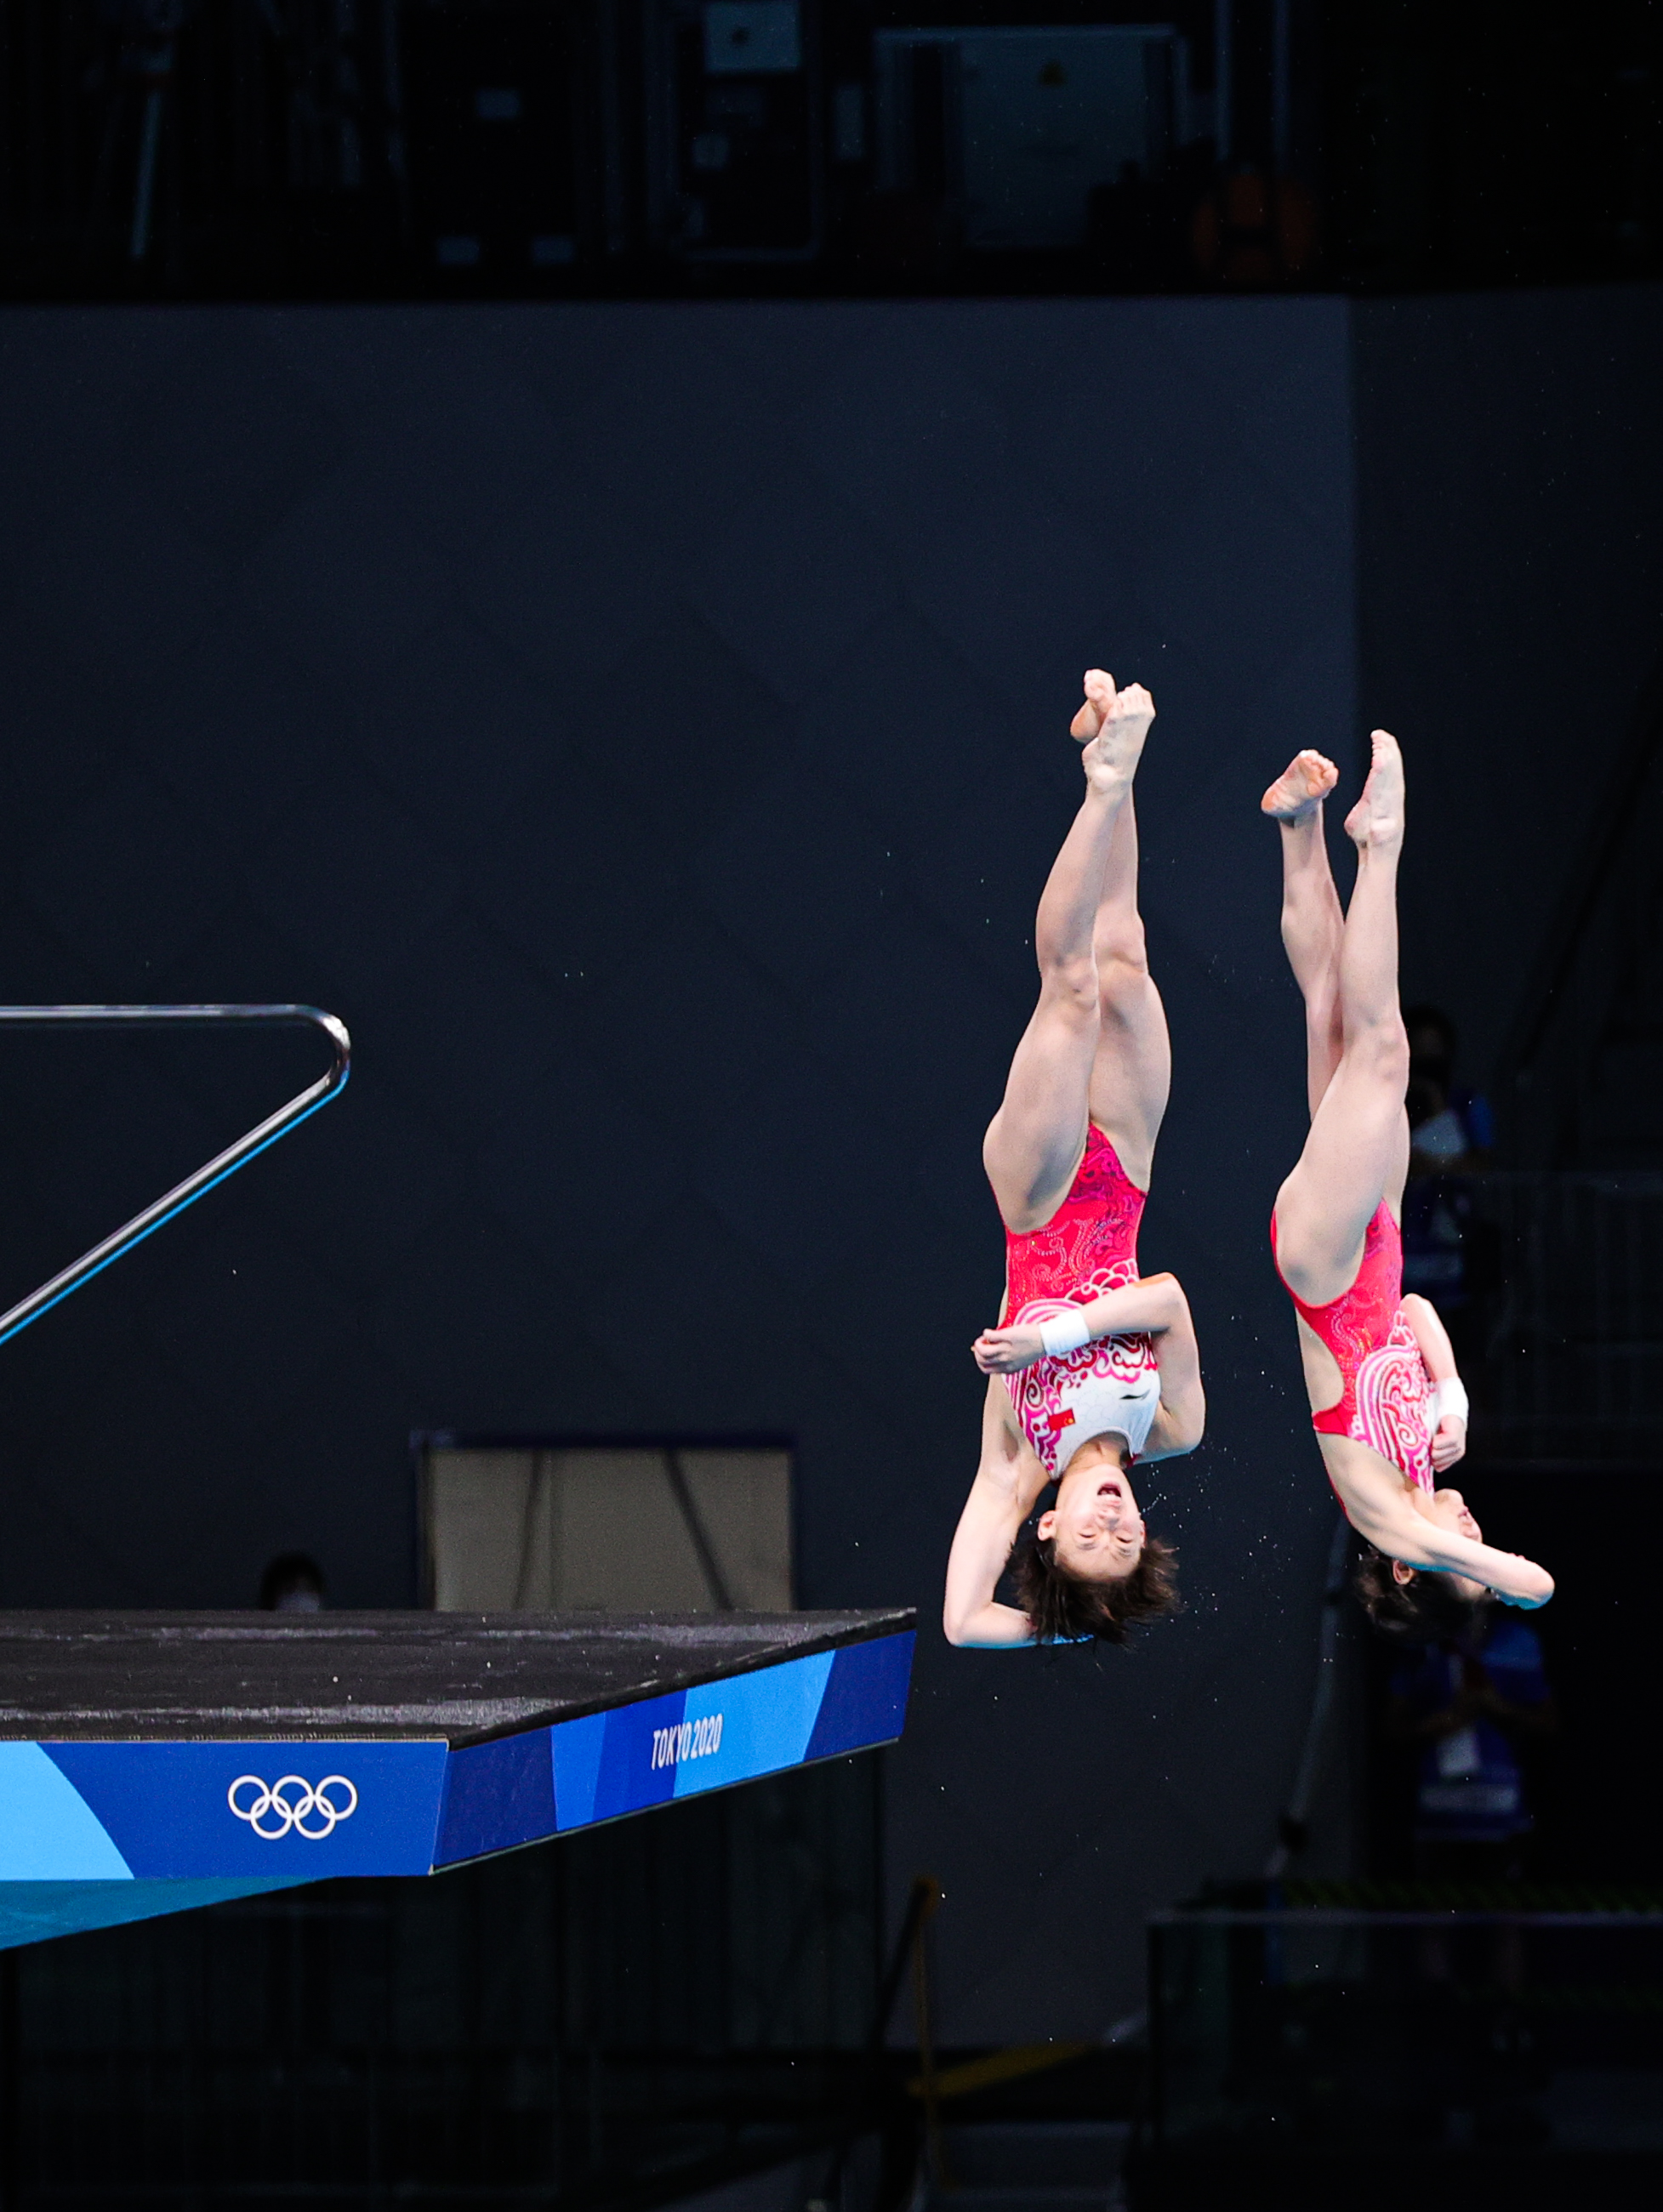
1039 1309 1092 1357
1432 1379 1469 1428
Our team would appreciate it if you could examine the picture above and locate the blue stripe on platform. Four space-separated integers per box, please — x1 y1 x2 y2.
550 1709 607 1832
0 1744 132 1879
804 1633 914 1762
436 1726 558 1868
674 1650 833 1798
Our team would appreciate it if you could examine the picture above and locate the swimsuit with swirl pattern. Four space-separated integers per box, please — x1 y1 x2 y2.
1271 1202 1434 1491
1001 1123 1161 1479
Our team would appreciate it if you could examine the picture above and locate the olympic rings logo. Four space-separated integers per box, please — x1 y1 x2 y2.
227 1773 359 1840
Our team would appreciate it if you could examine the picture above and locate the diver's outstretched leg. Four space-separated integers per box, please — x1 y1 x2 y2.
1263 748 1344 1117
984 672 1153 1231
1273 731 1412 1303
1081 788 1169 1194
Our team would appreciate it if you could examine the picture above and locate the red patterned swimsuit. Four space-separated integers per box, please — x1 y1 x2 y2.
1271 1203 1434 1492
1001 1125 1161 1479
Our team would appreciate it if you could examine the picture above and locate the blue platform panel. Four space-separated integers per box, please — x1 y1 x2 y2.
37 1740 450 1878
0 1624 915 1945
436 1629 914 1864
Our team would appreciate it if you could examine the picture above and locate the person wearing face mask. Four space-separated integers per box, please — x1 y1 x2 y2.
943 672 1205 1651
1261 732 1552 1633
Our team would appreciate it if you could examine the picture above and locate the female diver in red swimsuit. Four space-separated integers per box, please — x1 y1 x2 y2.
1263 730 1552 1630
943 674 1205 1649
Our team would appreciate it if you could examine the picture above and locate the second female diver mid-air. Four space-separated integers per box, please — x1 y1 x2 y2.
1261 731 1552 1632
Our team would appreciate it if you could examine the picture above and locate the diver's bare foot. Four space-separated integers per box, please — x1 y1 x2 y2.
1070 670 1153 793
1344 728 1405 849
1069 668 1113 743
1261 750 1338 822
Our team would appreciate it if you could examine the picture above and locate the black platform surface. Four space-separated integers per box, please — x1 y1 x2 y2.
0 1607 913 1745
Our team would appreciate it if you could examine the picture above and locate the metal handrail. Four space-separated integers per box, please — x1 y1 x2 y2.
0 1004 350 1349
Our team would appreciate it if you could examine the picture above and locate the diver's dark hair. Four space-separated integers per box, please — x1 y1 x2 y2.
1353 1548 1495 1644
1014 1530 1180 1647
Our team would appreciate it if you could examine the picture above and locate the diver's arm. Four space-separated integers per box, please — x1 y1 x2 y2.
1138 1284 1205 1461
973 1273 1189 1375
1402 1292 1467 1472
1349 1488 1553 1608
1401 1293 1457 1383
943 1379 1047 1647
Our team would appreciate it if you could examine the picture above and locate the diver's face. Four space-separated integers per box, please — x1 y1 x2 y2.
1038 1447 1143 1584
1395 1486 1486 1602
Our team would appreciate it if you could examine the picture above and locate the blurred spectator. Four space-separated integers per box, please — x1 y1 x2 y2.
1404 1004 1494 1172
1387 1613 1557 1880
1401 1008 1501 1371
259 1551 327 1612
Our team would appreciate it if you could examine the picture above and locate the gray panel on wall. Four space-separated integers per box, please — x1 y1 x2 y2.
0 299 1357 2040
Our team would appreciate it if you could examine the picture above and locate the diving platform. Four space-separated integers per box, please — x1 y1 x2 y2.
0 1606 915 1950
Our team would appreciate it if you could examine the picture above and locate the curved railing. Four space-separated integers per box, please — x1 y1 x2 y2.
0 1005 350 1349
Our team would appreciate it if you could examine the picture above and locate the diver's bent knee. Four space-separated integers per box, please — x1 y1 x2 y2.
1095 924 1149 980
1349 1021 1409 1089
1037 953 1102 1021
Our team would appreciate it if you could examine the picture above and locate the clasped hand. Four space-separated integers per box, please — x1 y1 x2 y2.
1431 1414 1467 1474
972 1326 1045 1374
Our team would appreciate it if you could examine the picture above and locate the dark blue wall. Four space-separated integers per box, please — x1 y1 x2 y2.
0 300 1358 2038
1353 286 1663 1091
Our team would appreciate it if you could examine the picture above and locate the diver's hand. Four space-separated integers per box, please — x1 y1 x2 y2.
1431 1414 1467 1474
973 1326 1045 1375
